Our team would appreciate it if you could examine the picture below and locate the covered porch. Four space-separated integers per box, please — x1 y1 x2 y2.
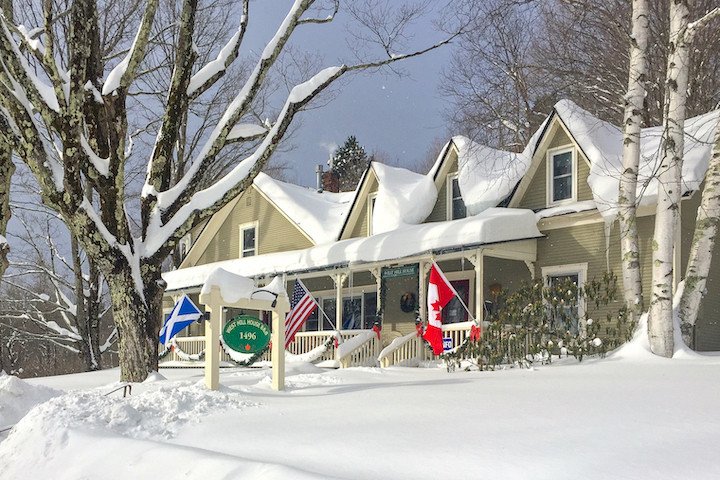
161 208 541 368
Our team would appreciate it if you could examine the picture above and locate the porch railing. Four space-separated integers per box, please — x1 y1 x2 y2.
380 321 475 367
378 331 422 368
161 330 375 367
337 330 380 368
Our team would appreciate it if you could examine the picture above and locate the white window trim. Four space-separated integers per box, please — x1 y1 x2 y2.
546 145 577 207
541 262 588 320
238 221 259 258
446 172 464 221
367 192 378 236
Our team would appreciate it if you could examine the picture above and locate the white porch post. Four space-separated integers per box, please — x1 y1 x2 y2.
333 272 347 330
202 289 221 390
333 272 347 364
417 260 429 359
467 251 484 323
371 268 382 316
271 309 285 391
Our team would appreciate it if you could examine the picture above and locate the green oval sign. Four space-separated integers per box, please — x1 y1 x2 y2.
222 315 271 353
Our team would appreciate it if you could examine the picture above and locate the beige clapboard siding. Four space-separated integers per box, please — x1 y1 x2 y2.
347 174 378 239
196 186 313 265
519 127 593 210
426 152 458 223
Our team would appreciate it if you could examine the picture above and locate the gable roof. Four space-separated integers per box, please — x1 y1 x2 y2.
556 99 719 220
338 161 437 239
428 118 549 216
511 100 720 220
253 173 353 244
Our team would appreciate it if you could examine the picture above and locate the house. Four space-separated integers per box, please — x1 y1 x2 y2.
161 100 720 366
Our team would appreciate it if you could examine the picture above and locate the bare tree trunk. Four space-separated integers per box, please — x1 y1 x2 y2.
0 0 13 280
618 0 649 321
649 0 691 357
679 124 720 346
108 271 151 382
0 139 12 279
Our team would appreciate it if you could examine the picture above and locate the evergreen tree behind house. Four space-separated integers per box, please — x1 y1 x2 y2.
330 136 371 192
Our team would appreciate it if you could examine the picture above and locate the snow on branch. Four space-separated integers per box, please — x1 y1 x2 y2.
686 7 720 43
298 0 339 25
187 0 249 99
143 65 345 257
143 0 315 215
227 123 268 142
101 0 159 96
0 14 60 115
80 134 110 177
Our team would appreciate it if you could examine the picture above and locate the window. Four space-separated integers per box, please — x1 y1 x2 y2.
447 173 466 220
178 233 192 260
547 147 575 204
367 193 377 236
311 291 377 331
238 222 257 258
542 263 587 334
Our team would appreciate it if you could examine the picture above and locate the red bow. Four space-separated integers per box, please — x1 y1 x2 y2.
470 324 482 342
415 322 423 337
333 336 339 348
372 324 382 340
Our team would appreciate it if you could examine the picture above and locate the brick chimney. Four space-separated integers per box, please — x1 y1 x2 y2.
322 170 340 193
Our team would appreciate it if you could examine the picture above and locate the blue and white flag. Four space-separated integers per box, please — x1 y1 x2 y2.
159 295 203 346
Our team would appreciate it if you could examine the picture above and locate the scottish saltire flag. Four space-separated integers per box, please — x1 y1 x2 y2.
285 279 318 348
159 295 203 346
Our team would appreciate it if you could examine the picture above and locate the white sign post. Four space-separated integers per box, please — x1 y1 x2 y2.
198 272 289 391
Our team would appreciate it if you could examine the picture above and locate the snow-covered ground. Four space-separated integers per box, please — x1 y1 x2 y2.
2 343 720 479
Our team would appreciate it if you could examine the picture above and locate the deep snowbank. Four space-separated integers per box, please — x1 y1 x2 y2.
0 373 62 428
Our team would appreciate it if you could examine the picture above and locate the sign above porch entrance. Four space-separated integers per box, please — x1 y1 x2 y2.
382 264 419 279
222 315 271 353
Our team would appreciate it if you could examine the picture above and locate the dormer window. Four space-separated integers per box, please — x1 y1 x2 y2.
239 222 258 257
447 173 466 220
548 147 576 205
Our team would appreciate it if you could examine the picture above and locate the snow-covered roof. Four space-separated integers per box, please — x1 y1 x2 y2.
253 173 353 244
370 163 437 234
429 118 550 217
163 208 542 292
553 99 720 221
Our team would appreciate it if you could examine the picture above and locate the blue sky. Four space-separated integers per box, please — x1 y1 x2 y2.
242 2 455 186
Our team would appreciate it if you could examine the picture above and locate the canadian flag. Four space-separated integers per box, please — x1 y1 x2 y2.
423 263 456 355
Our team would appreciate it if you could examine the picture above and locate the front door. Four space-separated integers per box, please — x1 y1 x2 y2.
442 279 470 324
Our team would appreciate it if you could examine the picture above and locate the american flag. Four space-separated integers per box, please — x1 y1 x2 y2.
284 279 318 349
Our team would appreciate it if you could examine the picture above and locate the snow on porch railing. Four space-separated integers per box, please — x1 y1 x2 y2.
161 336 273 364
378 331 422 368
380 321 474 366
337 330 380 368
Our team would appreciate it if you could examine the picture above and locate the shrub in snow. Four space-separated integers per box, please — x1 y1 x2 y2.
443 271 633 371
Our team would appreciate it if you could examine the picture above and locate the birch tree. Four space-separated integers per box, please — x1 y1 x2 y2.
0 0 465 381
649 2 720 357
617 0 649 322
679 125 720 347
